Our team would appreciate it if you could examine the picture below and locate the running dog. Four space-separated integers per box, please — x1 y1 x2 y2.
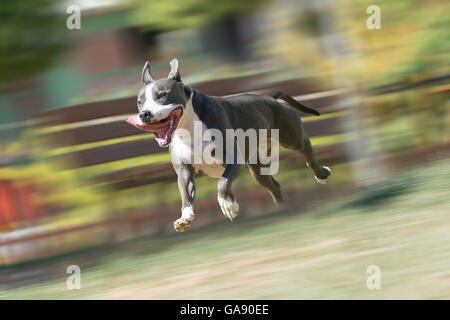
126 59 331 232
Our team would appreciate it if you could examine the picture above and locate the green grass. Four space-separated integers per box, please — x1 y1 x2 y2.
1 160 450 299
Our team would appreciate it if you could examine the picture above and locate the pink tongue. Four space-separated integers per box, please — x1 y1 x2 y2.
125 115 140 127
126 115 168 146
125 115 155 133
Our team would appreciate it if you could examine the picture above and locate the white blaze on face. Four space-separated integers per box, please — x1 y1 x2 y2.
141 82 179 121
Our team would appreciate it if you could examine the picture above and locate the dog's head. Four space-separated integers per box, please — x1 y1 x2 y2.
126 59 189 147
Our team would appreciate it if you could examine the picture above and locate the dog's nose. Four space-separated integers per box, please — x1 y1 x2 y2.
139 110 153 124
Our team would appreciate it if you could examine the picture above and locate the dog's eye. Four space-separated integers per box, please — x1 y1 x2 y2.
157 91 166 99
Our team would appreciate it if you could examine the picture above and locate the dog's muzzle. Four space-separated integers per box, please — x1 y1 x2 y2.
126 107 183 147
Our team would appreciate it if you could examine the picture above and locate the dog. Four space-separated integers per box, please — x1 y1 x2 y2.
126 59 331 232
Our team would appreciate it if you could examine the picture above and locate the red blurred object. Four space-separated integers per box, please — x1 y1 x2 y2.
0 180 43 227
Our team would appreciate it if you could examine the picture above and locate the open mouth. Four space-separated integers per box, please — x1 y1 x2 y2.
126 107 183 147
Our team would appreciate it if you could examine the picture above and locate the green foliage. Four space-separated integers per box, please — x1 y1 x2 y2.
336 0 449 84
0 0 65 84
132 0 269 30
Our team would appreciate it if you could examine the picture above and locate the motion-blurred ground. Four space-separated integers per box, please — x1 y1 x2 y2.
1 160 449 299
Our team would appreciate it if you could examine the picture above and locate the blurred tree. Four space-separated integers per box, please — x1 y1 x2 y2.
332 0 449 151
131 0 270 64
0 0 65 87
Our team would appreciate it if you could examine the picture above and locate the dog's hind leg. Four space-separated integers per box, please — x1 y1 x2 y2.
278 110 331 184
296 128 331 184
248 163 283 205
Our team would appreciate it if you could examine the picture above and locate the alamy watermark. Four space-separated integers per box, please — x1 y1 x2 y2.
66 265 81 290
367 5 381 30
173 120 280 175
366 265 381 290
66 5 81 30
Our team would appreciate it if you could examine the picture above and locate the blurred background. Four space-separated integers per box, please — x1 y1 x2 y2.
0 0 449 299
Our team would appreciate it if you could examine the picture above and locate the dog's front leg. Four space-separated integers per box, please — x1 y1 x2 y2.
218 164 241 221
173 164 195 232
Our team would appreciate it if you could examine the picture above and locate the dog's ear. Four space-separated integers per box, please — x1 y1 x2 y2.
168 58 181 82
142 61 155 84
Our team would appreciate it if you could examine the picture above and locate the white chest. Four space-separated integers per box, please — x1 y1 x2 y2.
169 100 225 179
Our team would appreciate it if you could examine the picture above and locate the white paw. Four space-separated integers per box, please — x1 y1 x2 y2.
315 166 331 184
181 206 195 222
218 195 239 221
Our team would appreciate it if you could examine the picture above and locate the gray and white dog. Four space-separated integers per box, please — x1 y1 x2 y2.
126 59 331 232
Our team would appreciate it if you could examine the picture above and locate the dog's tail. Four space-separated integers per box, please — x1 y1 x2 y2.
268 91 320 116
